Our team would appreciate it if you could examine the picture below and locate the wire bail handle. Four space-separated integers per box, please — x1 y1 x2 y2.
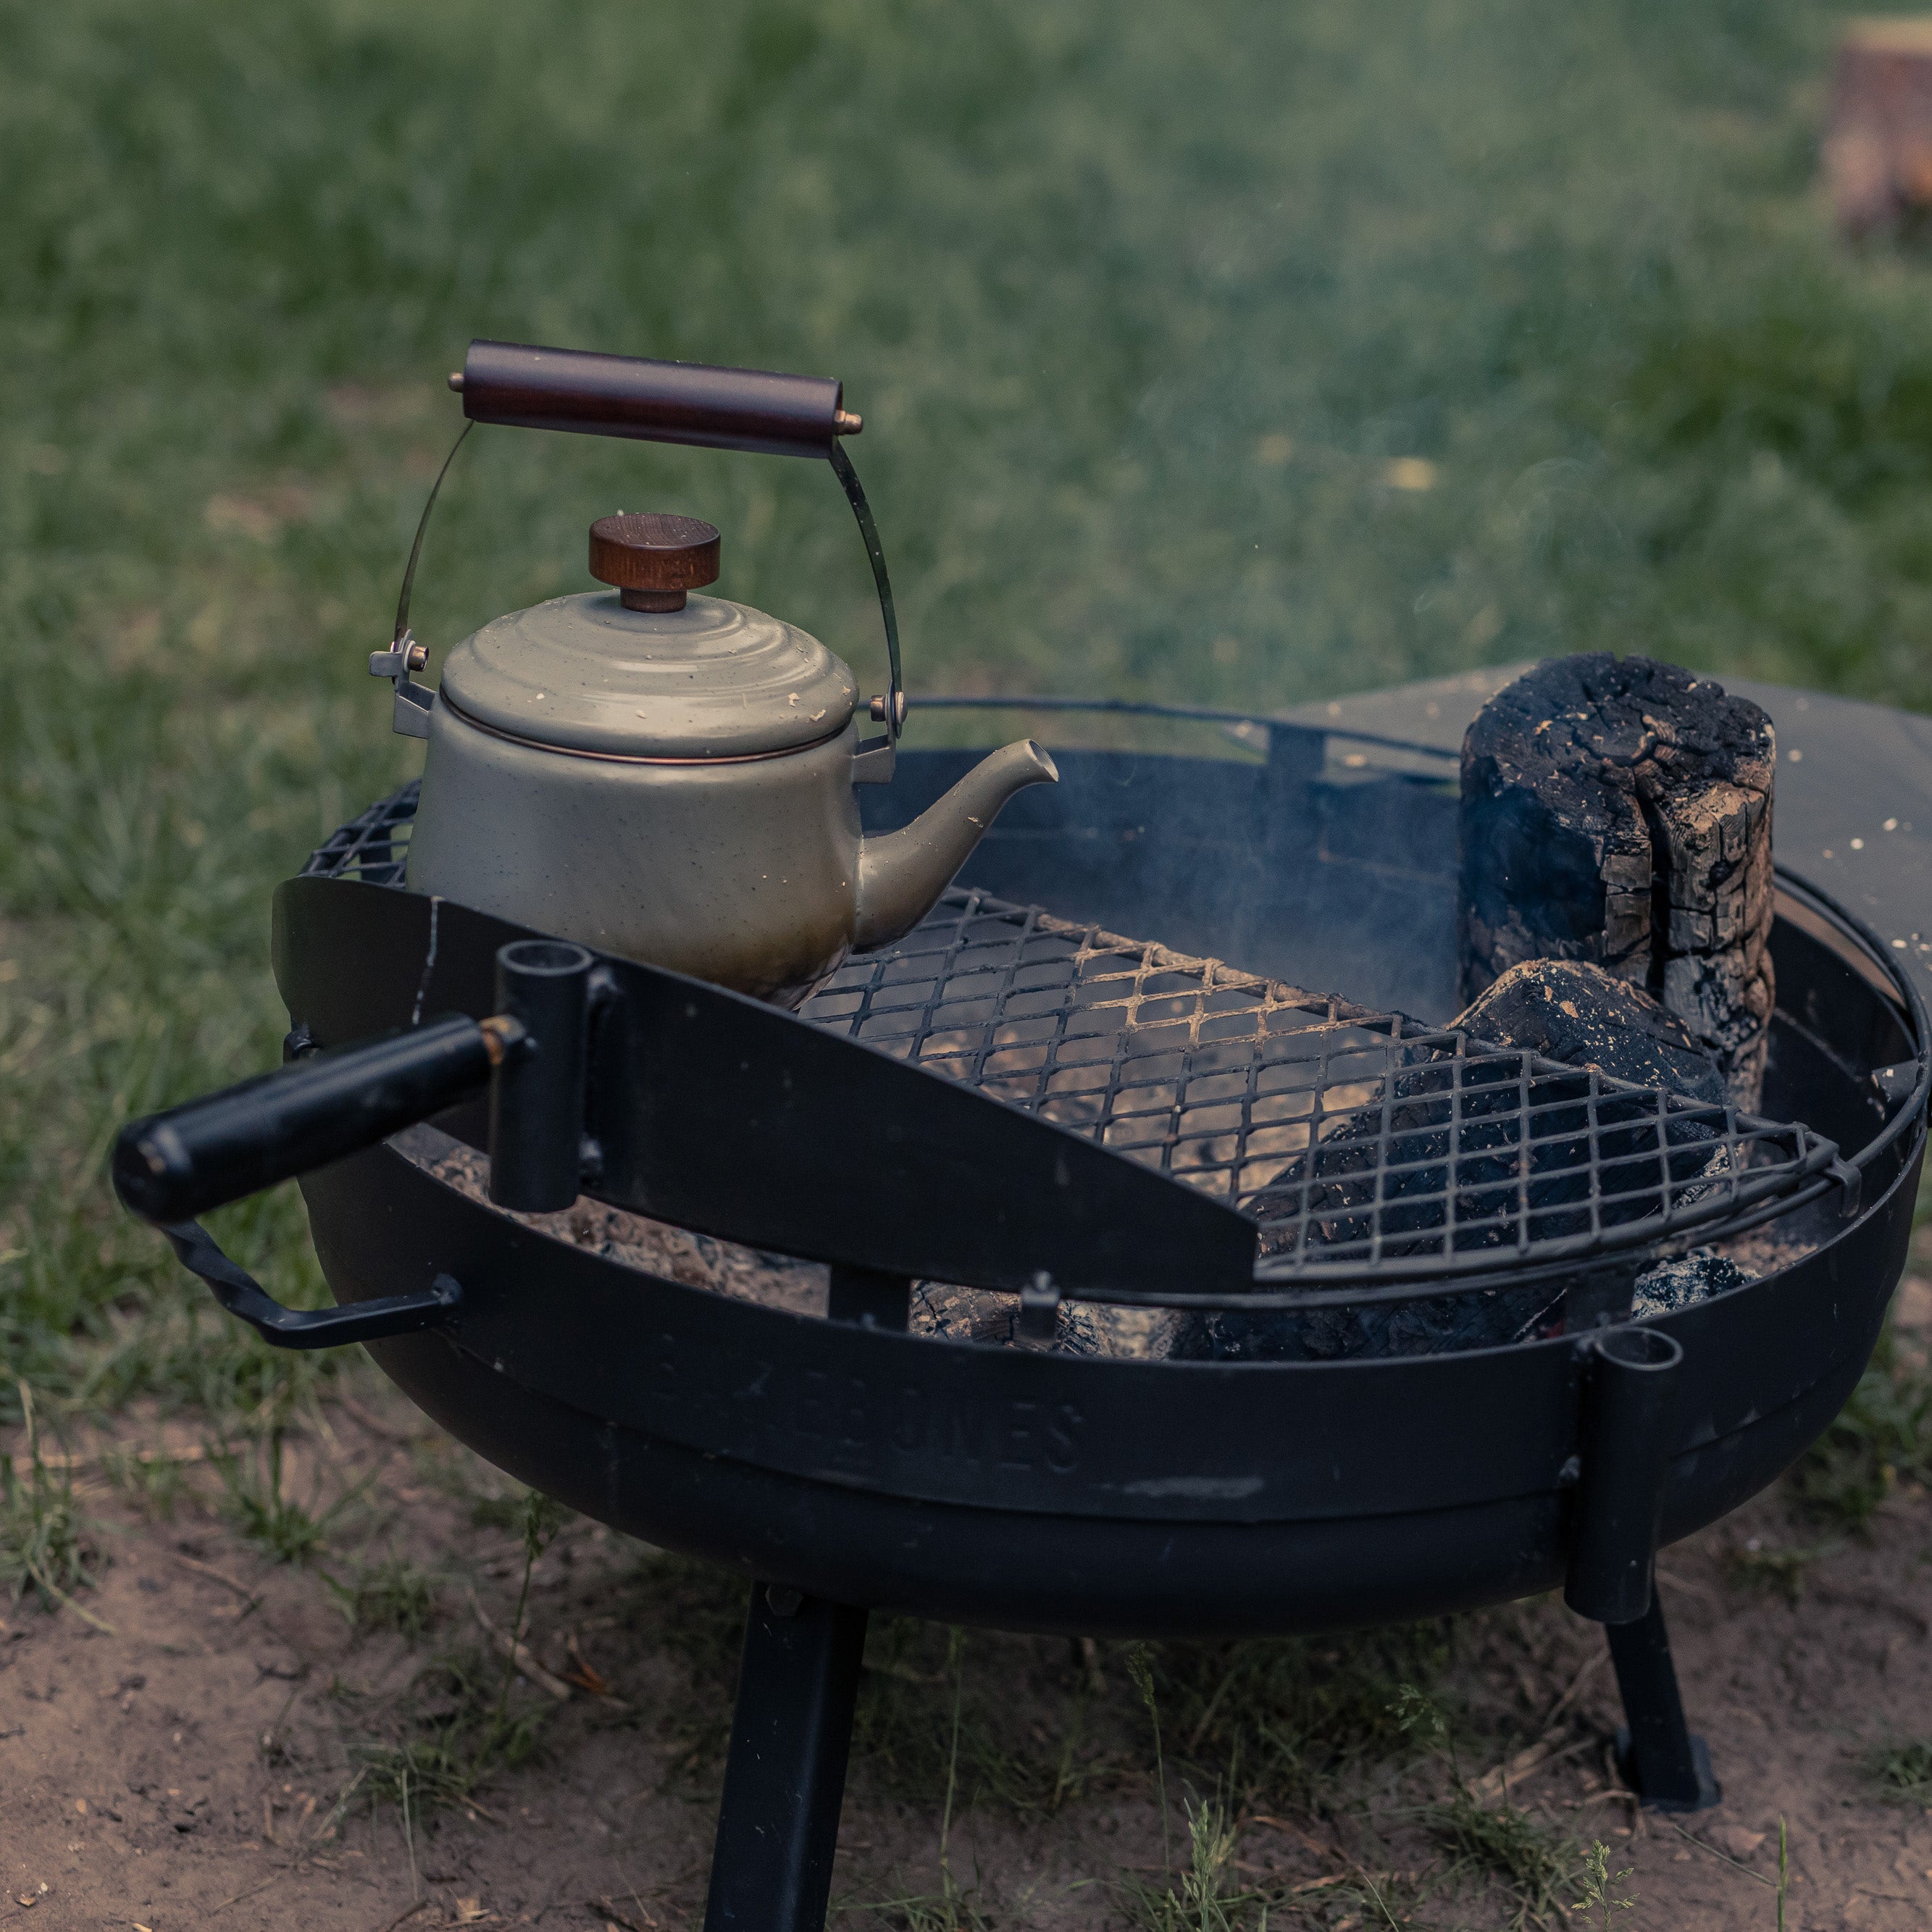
374 340 901 774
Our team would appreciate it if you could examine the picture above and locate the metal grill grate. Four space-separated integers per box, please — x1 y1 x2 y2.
798 892 1844 1281
301 781 419 887
309 785 1844 1281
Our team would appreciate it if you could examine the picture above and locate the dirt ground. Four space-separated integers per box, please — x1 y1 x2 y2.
4 1286 1930 1932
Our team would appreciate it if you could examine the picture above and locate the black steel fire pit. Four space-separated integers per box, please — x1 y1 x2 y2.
104 340 1932 1932
114 688 1928 1931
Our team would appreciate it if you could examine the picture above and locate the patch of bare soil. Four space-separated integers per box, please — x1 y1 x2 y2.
3 1290 1929 1931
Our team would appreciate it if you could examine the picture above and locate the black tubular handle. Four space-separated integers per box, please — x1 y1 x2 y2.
455 340 858 459
1565 1325 1685 1626
112 1014 505 1226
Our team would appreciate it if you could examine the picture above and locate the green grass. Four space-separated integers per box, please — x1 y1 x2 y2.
343 1647 548 1815
9 0 1932 1433
1426 1784 1590 1931
339 1489 560 1818
1156 1623 1452 1810
1568 1842 1639 1930
0 1385 103 1620
340 1556 443 1642
1389 1683 1596 1931
5 0 1932 1895
853 1620 1103 1815
1723 1536 1840 1602
1791 1316 1932 1532
211 1423 370 1563
1118 1798 1260 1932
1865 1737 1932 1806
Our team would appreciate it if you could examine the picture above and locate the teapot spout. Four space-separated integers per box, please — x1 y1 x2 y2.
854 739 1059 950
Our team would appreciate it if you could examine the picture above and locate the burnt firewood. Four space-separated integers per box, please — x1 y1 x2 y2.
1197 969 1732 1362
1460 654 1775 1109
1631 1247 1746 1318
1456 958 1726 1108
1176 1279 1561 1363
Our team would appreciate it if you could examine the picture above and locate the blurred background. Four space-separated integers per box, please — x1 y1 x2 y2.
7 0 1932 1389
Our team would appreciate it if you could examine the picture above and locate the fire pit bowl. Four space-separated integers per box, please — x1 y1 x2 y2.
117 682 1929 1925
277 724 1920 1631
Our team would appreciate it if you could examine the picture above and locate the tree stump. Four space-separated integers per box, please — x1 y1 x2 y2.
1826 19 1932 236
1460 655 1776 1111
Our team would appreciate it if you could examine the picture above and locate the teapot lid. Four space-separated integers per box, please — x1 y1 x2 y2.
437 513 858 759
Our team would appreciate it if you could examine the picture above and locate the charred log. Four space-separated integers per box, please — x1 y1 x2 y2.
1459 654 1775 1110
1631 1249 1746 1319
1456 958 1726 1108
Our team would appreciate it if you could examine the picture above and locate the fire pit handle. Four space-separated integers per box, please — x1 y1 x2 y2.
112 940 607 1345
112 934 603 1226
111 1013 510 1226
156 1219 463 1352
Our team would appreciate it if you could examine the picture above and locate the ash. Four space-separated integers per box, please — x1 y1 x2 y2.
414 1135 1186 1357
912 1284 1187 1358
411 1131 1797 1367
417 1139 827 1316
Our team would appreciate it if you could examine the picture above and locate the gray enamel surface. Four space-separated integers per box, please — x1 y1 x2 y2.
407 706 866 1003
438 590 857 759
406 701 1059 1003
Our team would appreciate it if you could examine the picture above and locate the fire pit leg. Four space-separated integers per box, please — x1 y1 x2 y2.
701 1584 869 1932
1564 1326 1719 1811
1605 1592 1721 1813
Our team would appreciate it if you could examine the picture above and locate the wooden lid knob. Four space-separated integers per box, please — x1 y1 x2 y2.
589 512 721 611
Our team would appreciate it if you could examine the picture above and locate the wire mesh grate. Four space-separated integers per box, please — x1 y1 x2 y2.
798 889 1843 1280
301 781 419 887
307 786 1843 1281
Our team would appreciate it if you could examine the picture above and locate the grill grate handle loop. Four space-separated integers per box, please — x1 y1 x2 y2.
157 1220 461 1351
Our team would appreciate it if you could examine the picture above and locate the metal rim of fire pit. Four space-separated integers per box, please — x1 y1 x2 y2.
299 698 1928 1315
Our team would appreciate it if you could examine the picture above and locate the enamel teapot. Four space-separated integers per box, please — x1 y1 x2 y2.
379 340 1058 1004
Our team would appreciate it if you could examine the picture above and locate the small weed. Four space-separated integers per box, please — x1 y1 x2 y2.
645 1552 755 1697
348 1490 562 1817
1161 1623 1450 1808
1396 1684 1587 1930
1120 1797 1263 1932
850 1618 1100 1816
484 1489 564 1739
98 1443 193 1521
469 1492 527 1533
854 1629 991 1932
928 1630 977 1932
1791 1322 1932 1533
1567 1841 1635 1927
341 1558 443 1642
349 1650 545 1812
852 1889 992 1932
1 1384 105 1626
1129 1643 1174 1874
1865 1738 1932 1805
1430 1787 1582 1928
209 1427 365 1565
1723 1538 1836 1605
